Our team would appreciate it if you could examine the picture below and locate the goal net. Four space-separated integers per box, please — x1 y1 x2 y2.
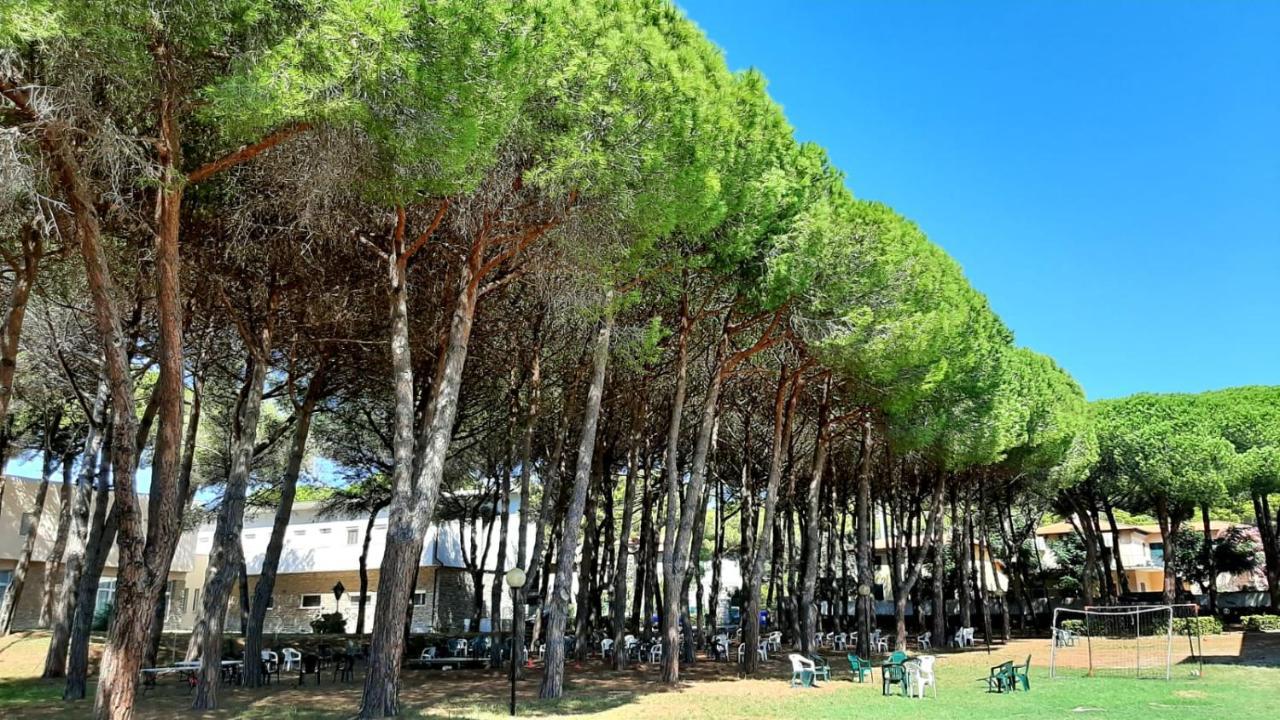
1049 604 1203 679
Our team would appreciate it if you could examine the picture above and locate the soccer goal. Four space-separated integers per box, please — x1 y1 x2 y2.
1049 604 1203 679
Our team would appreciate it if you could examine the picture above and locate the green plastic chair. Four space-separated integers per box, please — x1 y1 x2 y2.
882 661 909 696
808 653 832 682
887 650 909 665
987 661 1014 693
847 654 872 683
1011 655 1031 691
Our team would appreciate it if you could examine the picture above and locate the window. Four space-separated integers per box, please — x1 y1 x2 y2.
0 570 12 599
412 592 427 607
293 529 306 536
353 593 374 607
347 528 359 545
192 589 200 613
1150 543 1165 567
95 579 118 614
300 594 322 609
19 512 35 535
244 532 256 540
319 528 332 535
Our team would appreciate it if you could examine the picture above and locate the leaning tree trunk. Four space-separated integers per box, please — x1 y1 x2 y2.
489 451 512 668
192 349 270 710
146 374 204 669
0 224 42 429
540 311 612 700
44 384 108 679
242 364 325 684
65 441 119 700
661 350 725 683
1155 496 1181 603
0 443 55 635
40 455 76 628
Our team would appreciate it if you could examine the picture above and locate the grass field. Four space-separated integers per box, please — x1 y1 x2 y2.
1 631 1277 718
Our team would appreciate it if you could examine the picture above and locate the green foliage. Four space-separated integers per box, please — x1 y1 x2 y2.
309 611 347 634
91 601 114 632
1242 614 1280 631
1170 527 1262 590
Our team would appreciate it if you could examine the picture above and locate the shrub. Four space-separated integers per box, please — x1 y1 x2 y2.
1171 616 1222 635
310 612 347 634
1242 615 1280 631
1060 619 1086 635
91 601 115 632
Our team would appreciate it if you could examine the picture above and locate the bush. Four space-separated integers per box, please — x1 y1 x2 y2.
91 601 114 632
310 612 347 634
1060 619 1086 635
1242 615 1280 631
1171 616 1223 635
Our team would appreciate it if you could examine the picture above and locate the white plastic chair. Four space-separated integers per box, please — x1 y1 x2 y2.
420 647 437 660
963 627 975 647
871 630 888 653
649 644 662 663
788 653 816 687
905 655 937 698
833 632 848 651
281 647 301 672
600 638 614 659
767 631 782 651
916 631 931 650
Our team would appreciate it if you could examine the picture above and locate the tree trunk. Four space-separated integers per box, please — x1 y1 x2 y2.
611 398 643 670
489 447 512 668
65 439 118 700
0 224 42 430
1155 496 1180 603
855 417 875 659
539 311 612 699
361 214 493 718
661 346 725 683
40 455 76 628
511 330 541 675
1253 491 1280 612
148 371 204 670
1102 497 1131 597
799 384 831 655
192 349 270 710
0 443 55 634
1201 503 1218 616
44 384 108 679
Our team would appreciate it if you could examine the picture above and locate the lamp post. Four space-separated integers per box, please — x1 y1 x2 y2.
504 567 527 717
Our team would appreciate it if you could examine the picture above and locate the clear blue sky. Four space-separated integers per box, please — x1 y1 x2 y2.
680 0 1280 400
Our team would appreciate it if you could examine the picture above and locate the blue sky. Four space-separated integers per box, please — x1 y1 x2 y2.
680 0 1280 400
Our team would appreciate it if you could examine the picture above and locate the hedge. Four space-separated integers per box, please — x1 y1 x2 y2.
1242 615 1280 632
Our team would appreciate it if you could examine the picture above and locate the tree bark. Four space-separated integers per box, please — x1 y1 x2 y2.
511 329 541 675
1102 497 1131 597
1201 503 1218 616
361 208 501 718
855 416 875 659
661 347 725 683
40 454 76 628
192 347 271 710
611 396 644 670
743 367 801 674
799 383 831 655
0 224 42 428
540 311 612 699
65 437 118 700
44 384 108 679
0 441 55 634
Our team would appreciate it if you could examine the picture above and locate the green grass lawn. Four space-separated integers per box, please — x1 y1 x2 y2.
2 633 1277 719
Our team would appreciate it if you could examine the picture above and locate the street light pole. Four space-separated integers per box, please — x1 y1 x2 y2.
504 567 527 717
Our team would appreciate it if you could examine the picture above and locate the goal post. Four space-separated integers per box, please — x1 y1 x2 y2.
1049 604 1203 680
